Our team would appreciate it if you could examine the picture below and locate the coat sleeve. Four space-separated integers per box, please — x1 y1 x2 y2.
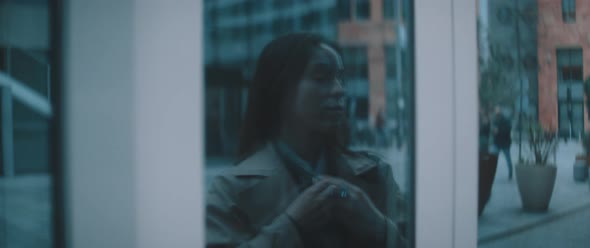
206 176 304 248
369 156 408 248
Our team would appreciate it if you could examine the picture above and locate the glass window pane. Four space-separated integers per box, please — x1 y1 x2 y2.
386 46 396 79
204 0 415 247
338 0 351 20
562 0 576 22
356 0 370 19
383 0 395 19
479 0 589 246
0 0 58 247
571 48 583 64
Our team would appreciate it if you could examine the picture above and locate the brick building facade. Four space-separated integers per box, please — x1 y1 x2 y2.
338 0 398 124
538 0 590 136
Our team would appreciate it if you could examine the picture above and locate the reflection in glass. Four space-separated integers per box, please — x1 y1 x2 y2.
204 0 414 247
0 0 54 247
207 33 406 247
479 0 590 246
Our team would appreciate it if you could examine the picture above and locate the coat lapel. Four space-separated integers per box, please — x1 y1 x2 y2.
231 144 300 230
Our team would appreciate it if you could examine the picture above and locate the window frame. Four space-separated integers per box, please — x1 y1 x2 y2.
415 0 478 247
342 46 369 81
562 0 576 23
61 0 482 247
383 0 396 19
356 0 371 20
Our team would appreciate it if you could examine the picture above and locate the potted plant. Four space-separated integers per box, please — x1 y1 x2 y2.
477 51 517 216
515 120 558 212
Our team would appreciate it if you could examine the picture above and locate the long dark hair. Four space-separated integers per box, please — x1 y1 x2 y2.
238 33 348 159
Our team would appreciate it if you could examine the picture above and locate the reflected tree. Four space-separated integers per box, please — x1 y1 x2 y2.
479 52 519 111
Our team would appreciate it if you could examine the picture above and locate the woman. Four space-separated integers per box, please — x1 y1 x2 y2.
206 33 407 248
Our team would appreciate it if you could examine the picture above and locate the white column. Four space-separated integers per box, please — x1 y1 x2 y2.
415 0 478 247
415 0 455 247
65 0 136 247
65 0 203 247
452 0 478 247
134 0 203 247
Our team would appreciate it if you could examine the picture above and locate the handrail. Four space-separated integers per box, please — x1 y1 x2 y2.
4 46 52 100
0 72 52 118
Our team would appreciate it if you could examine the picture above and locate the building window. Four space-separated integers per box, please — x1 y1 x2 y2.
383 0 395 19
562 0 576 23
496 7 513 26
356 0 370 20
354 97 369 119
254 0 266 11
273 0 294 9
0 47 6 72
385 46 396 80
229 3 242 16
302 10 320 28
557 48 584 137
272 18 295 36
338 0 351 20
342 47 368 80
557 48 583 84
522 55 538 71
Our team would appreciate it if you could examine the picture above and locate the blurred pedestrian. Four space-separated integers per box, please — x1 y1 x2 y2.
375 108 387 147
479 106 498 215
493 106 513 180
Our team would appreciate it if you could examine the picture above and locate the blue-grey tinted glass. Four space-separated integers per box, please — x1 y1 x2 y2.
478 0 589 247
204 0 414 247
0 0 55 247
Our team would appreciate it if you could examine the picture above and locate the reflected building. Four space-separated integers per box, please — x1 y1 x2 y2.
538 0 590 137
484 0 590 138
0 0 52 175
482 0 539 125
204 0 408 157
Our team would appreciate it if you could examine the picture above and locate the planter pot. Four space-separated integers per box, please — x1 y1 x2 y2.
574 159 588 182
516 164 557 212
478 152 499 216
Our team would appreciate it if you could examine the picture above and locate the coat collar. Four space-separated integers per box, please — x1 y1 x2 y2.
336 150 381 176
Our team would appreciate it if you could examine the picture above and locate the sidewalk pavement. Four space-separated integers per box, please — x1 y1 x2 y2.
0 175 52 248
478 141 590 244
480 204 590 248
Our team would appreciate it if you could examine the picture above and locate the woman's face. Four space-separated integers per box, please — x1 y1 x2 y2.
285 43 347 134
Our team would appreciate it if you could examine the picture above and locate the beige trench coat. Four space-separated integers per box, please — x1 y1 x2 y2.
206 143 407 248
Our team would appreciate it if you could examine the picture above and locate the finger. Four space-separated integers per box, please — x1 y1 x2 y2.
312 175 324 183
315 177 350 199
318 184 339 201
306 178 333 194
321 177 362 194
